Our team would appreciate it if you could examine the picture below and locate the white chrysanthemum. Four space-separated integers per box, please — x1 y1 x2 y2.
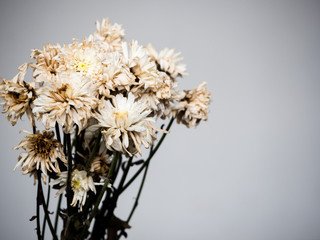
31 43 64 83
14 130 66 176
52 169 96 211
93 18 125 51
33 71 98 133
157 87 186 119
175 82 211 127
134 72 184 119
122 41 160 90
155 72 173 99
147 44 187 78
61 40 103 81
0 63 36 126
94 93 156 156
97 52 136 97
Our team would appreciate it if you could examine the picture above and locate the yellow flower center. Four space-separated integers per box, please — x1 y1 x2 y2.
115 110 128 118
75 60 89 73
72 179 81 189
114 110 128 124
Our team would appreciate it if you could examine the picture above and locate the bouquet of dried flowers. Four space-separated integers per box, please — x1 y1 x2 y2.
0 18 211 240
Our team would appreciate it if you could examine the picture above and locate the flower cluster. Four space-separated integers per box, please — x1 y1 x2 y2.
1 18 211 214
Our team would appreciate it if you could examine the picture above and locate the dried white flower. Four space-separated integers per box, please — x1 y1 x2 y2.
175 82 211 127
33 71 98 133
147 44 187 78
52 169 96 211
31 43 64 83
94 93 156 156
93 18 125 51
97 52 136 98
0 63 35 126
61 40 103 81
122 41 160 90
14 130 66 176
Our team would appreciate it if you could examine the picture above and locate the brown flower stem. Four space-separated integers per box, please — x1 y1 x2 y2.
126 161 150 223
54 194 62 233
80 152 119 239
41 177 51 239
85 131 102 170
37 171 58 240
120 117 174 194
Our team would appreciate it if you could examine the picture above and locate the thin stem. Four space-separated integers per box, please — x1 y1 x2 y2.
127 161 150 223
89 152 119 223
36 171 42 240
63 132 67 156
81 188 95 220
74 125 83 166
41 177 51 239
33 124 41 240
91 156 132 238
65 133 73 215
55 123 61 143
53 124 62 237
80 152 119 239
120 117 174 194
117 157 133 193
85 131 102 170
54 194 62 233
112 153 123 183
37 171 58 240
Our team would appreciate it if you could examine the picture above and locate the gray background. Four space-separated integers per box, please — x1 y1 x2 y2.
1 0 320 239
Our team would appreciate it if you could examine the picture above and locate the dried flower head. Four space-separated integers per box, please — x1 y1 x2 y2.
0 63 36 126
147 44 187 78
122 41 160 90
90 154 111 179
94 93 156 156
14 130 66 176
33 71 98 133
94 18 125 51
135 71 187 120
31 43 64 83
97 52 136 98
61 40 103 81
71 169 96 210
175 82 211 127
52 169 96 211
